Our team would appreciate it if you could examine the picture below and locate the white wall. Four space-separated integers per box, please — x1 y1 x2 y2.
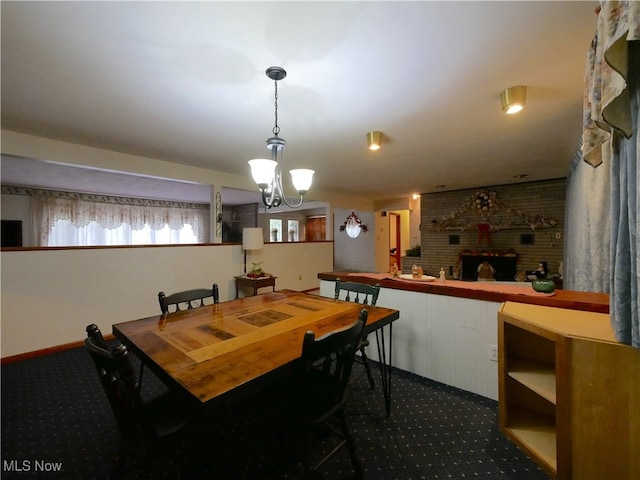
320 279 500 400
333 208 376 272
1 242 333 357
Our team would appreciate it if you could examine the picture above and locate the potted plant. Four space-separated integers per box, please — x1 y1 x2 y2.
405 244 421 257
247 261 266 278
402 244 422 273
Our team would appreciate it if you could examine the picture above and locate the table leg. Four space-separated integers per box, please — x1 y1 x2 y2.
374 323 393 416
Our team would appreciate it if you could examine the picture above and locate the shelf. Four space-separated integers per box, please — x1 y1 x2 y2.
505 406 556 474
499 302 638 480
507 358 556 404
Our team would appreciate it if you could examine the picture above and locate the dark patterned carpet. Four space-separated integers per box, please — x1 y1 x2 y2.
1 346 550 479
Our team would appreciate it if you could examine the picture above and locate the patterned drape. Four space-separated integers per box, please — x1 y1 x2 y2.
609 40 638 347
564 141 611 294
577 1 639 348
582 1 639 167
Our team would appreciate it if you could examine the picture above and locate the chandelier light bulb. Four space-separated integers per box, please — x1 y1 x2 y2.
290 169 315 195
248 159 277 189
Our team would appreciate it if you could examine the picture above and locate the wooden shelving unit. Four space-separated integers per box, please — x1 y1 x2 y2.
507 358 556 404
498 302 639 480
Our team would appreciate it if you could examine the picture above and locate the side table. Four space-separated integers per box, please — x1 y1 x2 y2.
234 275 277 299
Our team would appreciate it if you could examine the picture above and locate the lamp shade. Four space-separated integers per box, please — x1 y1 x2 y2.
290 169 314 195
248 159 277 189
500 85 526 114
242 228 264 251
367 131 382 150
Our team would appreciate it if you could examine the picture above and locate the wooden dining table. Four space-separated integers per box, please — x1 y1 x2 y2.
113 290 400 412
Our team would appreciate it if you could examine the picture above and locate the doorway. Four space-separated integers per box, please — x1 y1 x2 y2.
389 212 401 270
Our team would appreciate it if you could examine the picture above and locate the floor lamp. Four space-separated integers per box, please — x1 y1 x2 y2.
242 228 264 274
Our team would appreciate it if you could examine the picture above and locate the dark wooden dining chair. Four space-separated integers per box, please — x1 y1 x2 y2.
334 278 380 390
84 324 193 476
158 283 219 314
259 309 367 479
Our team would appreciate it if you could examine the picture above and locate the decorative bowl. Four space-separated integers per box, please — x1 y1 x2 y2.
531 279 555 293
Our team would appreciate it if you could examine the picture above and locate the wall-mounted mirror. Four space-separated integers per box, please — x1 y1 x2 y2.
340 212 367 238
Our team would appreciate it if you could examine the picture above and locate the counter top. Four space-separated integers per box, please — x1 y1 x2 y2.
318 271 609 314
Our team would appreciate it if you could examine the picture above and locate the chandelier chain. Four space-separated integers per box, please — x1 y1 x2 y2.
272 80 280 137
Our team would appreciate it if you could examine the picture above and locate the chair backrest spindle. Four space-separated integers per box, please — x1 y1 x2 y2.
334 279 380 307
158 283 219 314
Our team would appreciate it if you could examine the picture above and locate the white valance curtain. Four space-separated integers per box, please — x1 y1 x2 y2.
31 191 210 246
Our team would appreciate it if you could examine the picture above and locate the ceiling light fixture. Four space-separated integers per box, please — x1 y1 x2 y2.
367 131 383 151
248 66 314 209
500 85 527 114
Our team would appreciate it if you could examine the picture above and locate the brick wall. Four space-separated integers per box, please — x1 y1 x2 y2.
415 179 566 279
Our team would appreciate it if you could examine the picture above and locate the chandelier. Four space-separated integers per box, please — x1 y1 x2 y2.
248 66 314 209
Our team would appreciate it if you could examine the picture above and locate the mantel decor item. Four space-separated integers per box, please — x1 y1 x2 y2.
433 189 558 232
473 190 498 218
248 66 314 209
339 212 368 238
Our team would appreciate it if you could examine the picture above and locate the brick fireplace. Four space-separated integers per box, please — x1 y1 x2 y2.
460 252 518 281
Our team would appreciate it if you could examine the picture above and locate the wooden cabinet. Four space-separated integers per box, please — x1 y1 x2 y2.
498 302 639 480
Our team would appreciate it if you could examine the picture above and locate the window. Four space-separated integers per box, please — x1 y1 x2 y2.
32 192 209 246
269 219 282 242
47 220 199 246
287 220 299 242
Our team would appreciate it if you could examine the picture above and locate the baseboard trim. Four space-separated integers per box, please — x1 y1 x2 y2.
1 334 115 365
301 287 320 294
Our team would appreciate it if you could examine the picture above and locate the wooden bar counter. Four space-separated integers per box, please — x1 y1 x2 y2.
318 271 609 314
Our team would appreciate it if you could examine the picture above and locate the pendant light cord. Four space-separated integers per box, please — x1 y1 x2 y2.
272 80 280 137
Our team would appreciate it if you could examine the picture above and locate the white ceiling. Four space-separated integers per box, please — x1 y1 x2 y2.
1 1 597 203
